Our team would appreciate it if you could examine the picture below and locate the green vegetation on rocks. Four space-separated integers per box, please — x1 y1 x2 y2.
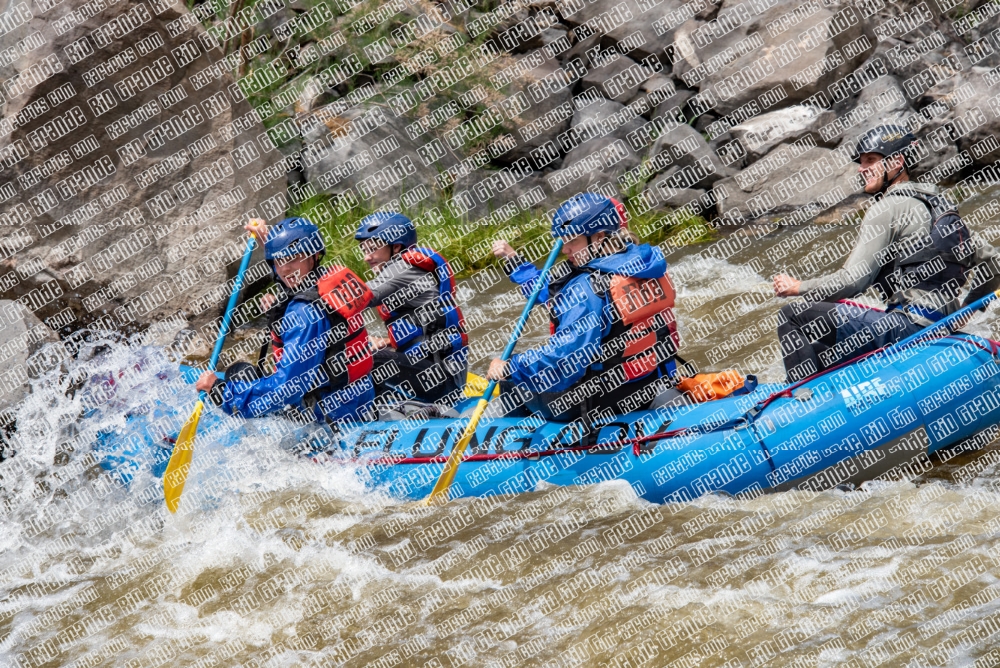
183 0 719 274
289 194 715 280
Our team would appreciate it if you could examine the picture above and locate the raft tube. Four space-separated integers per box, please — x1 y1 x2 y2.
94 333 1000 503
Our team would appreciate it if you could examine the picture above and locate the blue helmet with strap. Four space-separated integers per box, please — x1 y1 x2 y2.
354 212 417 248
551 193 620 238
265 217 325 261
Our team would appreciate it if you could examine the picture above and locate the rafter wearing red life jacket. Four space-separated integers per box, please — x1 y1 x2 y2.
269 265 374 390
375 247 469 362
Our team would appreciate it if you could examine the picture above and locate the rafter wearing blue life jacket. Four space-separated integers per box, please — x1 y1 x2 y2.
498 193 679 417
209 218 376 423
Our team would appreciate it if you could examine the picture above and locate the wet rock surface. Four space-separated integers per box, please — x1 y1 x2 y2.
0 0 285 336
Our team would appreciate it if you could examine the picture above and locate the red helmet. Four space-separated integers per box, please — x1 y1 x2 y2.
610 197 628 228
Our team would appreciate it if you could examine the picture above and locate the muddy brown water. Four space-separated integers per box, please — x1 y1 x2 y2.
4 199 1000 667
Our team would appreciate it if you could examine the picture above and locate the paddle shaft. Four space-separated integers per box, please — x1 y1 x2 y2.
886 289 1000 352
480 240 565 401
164 236 255 513
203 237 257 391
426 239 564 503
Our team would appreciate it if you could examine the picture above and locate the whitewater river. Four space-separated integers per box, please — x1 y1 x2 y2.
4 204 1000 667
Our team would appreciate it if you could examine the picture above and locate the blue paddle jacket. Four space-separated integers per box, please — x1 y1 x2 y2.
217 299 374 422
504 243 669 394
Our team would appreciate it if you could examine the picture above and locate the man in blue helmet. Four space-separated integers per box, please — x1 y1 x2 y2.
195 218 376 423
772 125 1000 381
487 192 681 420
354 212 469 406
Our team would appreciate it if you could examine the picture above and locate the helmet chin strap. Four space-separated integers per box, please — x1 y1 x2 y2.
876 157 904 195
585 234 609 261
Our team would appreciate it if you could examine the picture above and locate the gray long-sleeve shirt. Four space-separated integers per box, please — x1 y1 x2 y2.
800 181 1000 324
367 255 440 327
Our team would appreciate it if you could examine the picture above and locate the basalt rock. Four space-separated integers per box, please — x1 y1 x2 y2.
489 55 577 167
728 104 836 163
632 74 693 118
713 145 862 224
672 0 876 117
450 168 551 220
566 98 646 152
301 102 452 210
643 170 708 209
915 66 1000 172
0 0 285 340
580 54 645 104
557 0 694 66
545 98 648 196
648 121 736 188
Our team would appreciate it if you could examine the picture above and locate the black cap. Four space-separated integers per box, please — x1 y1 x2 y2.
853 125 917 165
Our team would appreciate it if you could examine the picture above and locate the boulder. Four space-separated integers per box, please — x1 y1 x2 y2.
634 74 694 117
853 74 912 126
545 96 708 199
562 98 646 164
511 23 570 54
558 0 694 65
729 105 834 160
580 54 647 103
301 102 454 208
713 146 863 224
960 10 1000 70
879 34 971 84
913 66 1000 172
489 56 576 167
560 32 601 67
673 0 876 116
643 170 708 208
255 0 294 38
542 163 624 198
546 98 649 195
449 168 552 219
0 0 286 338
863 36 923 88
649 122 736 188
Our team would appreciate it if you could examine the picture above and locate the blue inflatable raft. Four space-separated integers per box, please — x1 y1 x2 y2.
92 330 1000 504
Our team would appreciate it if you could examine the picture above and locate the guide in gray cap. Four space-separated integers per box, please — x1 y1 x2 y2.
772 124 1000 382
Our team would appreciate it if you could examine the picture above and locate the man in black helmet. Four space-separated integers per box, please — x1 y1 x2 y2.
772 124 1000 382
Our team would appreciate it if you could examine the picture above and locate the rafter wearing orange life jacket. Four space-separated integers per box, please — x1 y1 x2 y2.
504 192 680 402
589 267 679 382
269 265 374 390
535 259 679 383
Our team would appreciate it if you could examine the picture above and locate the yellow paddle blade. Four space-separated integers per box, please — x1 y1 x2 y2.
464 372 499 398
425 397 490 505
164 400 203 513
